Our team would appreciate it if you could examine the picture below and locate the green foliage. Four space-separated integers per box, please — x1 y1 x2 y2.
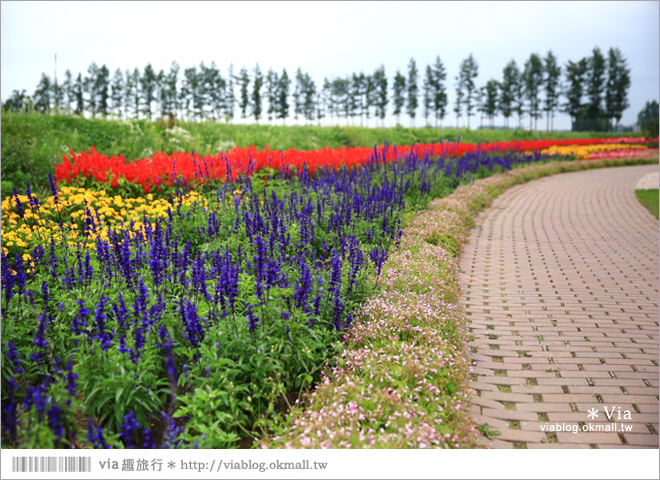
457 54 479 128
522 52 544 129
605 47 631 129
543 50 562 130
1 111 641 190
635 189 659 219
500 60 521 128
638 100 659 137
406 58 419 124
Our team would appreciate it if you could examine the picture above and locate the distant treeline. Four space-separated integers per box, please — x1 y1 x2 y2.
2 46 630 132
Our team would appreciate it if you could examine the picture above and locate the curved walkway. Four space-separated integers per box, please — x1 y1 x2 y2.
460 164 659 449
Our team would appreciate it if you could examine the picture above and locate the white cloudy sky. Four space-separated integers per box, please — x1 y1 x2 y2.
1 1 658 130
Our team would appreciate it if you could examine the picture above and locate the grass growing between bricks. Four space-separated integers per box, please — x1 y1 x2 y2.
262 155 657 449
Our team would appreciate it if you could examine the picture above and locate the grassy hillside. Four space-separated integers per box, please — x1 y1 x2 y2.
0 111 642 193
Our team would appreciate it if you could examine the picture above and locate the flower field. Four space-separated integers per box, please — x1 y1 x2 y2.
54 137 655 193
1 137 656 449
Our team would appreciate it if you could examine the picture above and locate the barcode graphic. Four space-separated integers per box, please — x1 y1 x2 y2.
11 456 92 473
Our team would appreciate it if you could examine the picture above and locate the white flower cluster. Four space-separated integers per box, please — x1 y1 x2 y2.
120 119 142 135
216 140 237 152
167 126 193 141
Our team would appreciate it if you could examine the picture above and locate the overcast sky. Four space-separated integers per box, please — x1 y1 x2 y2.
1 1 658 130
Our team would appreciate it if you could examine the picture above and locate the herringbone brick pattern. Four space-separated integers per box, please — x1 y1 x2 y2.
460 165 659 448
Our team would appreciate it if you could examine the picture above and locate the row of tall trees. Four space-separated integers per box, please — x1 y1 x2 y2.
457 47 630 131
3 47 631 131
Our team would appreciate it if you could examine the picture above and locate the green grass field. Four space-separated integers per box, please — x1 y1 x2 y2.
1 110 643 193
635 189 659 219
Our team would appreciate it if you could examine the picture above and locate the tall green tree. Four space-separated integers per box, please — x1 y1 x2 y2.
423 65 433 126
372 65 388 126
301 72 317 124
293 68 305 121
483 79 500 128
637 100 659 124
207 62 226 122
586 47 606 121
638 100 659 136
123 68 135 118
236 66 250 119
165 61 181 119
363 73 375 126
266 68 279 122
277 68 290 124
522 53 543 130
197 62 212 120
331 77 349 124
84 62 99 117
605 47 631 131
96 64 110 117
321 77 333 123
476 86 485 129
33 73 52 113
562 58 588 130
110 68 124 118
458 54 479 129
251 64 264 123
156 69 167 118
543 50 561 131
226 63 236 122
347 73 361 125
392 69 406 125
130 68 141 119
429 55 448 128
52 79 64 113
454 71 464 128
406 58 418 127
63 69 74 114
73 73 85 116
2 89 29 113
499 60 520 129
182 66 202 120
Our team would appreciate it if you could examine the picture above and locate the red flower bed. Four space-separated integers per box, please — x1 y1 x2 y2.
585 148 659 160
55 137 656 193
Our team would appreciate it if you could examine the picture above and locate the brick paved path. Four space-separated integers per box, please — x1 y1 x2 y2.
461 165 659 448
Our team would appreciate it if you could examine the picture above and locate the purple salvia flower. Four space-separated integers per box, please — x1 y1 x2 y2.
163 339 177 387
119 411 140 448
245 303 259 334
33 311 48 349
1 376 19 445
64 356 78 400
87 418 110 449
5 340 24 373
47 404 64 446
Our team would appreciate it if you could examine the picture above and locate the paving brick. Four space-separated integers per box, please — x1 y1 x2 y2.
600 394 660 404
622 434 659 447
527 442 590 449
478 408 540 422
516 403 573 412
623 387 660 396
542 394 598 403
567 386 624 395
556 432 622 444
510 385 564 394
497 429 546 443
